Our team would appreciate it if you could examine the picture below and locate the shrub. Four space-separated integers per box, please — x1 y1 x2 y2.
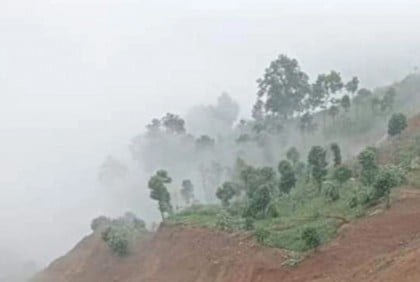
254 227 270 244
244 217 254 231
388 113 407 137
323 182 340 202
333 165 353 186
101 226 130 256
98 212 147 256
358 148 378 185
91 216 111 232
373 165 405 208
215 211 234 231
301 227 321 249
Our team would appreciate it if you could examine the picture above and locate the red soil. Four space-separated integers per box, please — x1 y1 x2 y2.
34 188 420 282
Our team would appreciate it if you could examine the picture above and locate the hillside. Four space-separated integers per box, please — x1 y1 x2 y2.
33 187 420 282
33 75 420 282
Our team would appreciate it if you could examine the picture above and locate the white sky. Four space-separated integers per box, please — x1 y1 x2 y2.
1 0 420 267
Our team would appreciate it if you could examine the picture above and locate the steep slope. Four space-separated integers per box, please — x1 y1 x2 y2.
33 188 420 282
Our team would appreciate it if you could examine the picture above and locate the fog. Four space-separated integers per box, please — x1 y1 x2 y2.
1 0 420 277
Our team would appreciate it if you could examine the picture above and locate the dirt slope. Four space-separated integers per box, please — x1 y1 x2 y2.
33 188 420 282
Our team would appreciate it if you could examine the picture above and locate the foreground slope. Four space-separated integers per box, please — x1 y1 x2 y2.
33 188 420 282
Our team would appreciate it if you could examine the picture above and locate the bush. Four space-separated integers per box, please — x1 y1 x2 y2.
101 226 130 256
301 227 321 249
98 212 147 256
254 227 270 244
388 113 407 137
215 211 234 231
244 217 254 231
323 182 340 202
91 216 111 232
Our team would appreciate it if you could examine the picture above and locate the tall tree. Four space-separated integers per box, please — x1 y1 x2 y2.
328 105 340 126
278 160 296 194
345 76 359 98
216 182 236 207
148 170 173 219
330 143 342 167
255 55 311 120
340 95 351 113
358 148 378 186
308 146 328 192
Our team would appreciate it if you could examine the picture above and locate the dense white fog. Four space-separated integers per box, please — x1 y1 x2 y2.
1 0 420 277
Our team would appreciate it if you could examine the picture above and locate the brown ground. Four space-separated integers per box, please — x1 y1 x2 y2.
33 187 420 282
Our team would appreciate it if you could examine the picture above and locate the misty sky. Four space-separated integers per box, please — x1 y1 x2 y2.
1 0 420 267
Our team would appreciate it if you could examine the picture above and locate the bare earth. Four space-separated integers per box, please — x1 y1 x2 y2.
33 187 420 282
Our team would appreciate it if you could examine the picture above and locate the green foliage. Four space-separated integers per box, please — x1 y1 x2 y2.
345 76 359 95
388 113 408 137
244 217 255 230
240 165 276 198
323 182 340 202
373 165 405 207
215 210 235 231
308 146 328 191
301 227 321 249
245 184 273 219
330 143 342 167
254 227 270 244
101 226 130 256
216 182 237 207
278 160 296 194
333 165 352 186
148 170 173 219
180 179 194 205
254 55 311 120
100 213 147 256
358 148 378 185
340 95 351 112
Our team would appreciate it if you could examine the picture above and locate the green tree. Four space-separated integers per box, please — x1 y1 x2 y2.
388 113 408 137
333 165 352 187
373 166 401 208
328 105 340 126
216 182 237 207
345 76 359 98
308 146 328 192
302 227 321 249
310 71 344 128
245 184 272 219
358 148 378 186
180 179 194 205
278 160 296 194
330 143 342 167
148 170 173 219
340 95 351 113
255 55 311 120
286 147 300 166
161 113 186 134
